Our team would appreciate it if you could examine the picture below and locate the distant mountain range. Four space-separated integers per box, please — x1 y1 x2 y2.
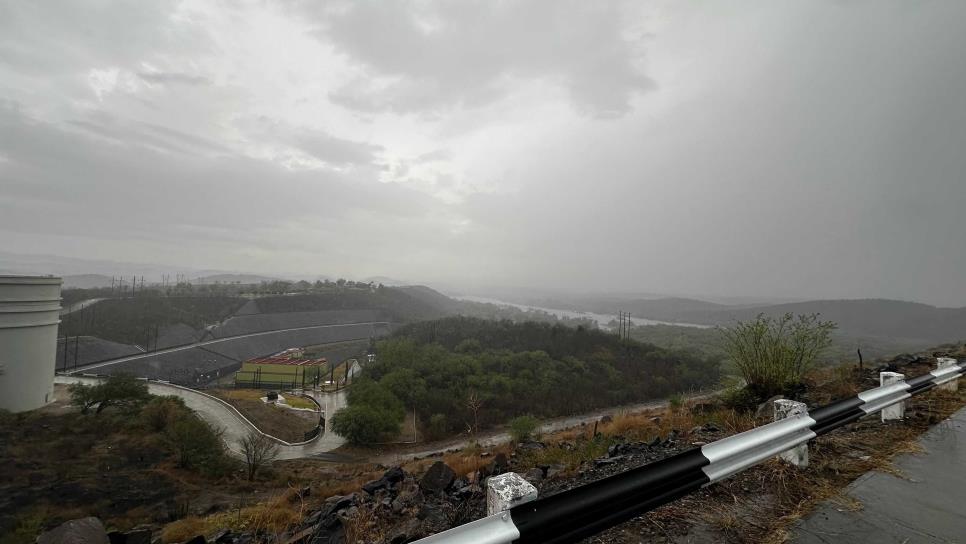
520 294 966 347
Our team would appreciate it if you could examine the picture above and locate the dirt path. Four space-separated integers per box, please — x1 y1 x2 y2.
368 391 715 465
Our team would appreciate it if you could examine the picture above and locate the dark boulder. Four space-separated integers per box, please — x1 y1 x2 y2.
107 529 151 544
594 455 623 467
383 466 406 484
419 461 455 493
517 441 546 451
524 468 545 482
37 517 109 544
362 477 391 495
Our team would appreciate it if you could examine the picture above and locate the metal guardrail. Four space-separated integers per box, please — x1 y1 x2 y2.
415 357 966 544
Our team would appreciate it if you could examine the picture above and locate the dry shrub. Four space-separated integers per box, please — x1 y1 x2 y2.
314 472 381 499
443 454 489 478
343 503 388 544
805 365 861 404
161 516 211 543
244 493 304 536
161 491 309 543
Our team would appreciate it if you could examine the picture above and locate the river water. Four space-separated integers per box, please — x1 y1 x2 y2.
453 295 711 330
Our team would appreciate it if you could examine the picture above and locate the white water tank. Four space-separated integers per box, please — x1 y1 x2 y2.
0 275 62 412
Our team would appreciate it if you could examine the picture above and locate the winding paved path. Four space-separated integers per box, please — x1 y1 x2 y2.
54 375 349 460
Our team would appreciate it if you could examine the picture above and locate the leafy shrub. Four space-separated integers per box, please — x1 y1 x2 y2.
140 395 186 431
719 313 835 400
508 415 540 443
166 413 234 476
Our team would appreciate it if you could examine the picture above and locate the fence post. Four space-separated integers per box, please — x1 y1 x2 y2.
487 473 538 516
937 357 960 392
773 399 809 467
880 372 906 421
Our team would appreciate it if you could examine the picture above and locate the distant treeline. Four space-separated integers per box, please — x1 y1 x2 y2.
335 317 721 442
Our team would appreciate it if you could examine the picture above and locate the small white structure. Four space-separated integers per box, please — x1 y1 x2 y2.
937 357 960 392
486 472 538 515
773 399 809 467
880 371 906 421
0 275 62 412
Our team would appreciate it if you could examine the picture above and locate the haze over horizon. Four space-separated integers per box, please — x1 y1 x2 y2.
3 1 966 306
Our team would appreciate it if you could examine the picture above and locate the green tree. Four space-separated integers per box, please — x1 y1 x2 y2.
330 404 402 445
347 378 405 419
69 374 151 415
381 368 427 408
719 313 836 400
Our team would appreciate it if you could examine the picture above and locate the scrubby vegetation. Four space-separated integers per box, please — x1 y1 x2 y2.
508 415 540 443
334 317 721 444
0 388 238 541
719 313 835 404
629 322 926 367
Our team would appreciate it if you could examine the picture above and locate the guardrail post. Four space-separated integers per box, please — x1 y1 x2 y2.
937 357 960 392
773 399 809 467
880 372 906 421
487 472 538 516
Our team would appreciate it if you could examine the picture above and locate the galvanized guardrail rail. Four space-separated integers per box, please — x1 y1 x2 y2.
414 357 966 544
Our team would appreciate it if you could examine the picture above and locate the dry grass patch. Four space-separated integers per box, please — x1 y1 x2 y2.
161 488 312 543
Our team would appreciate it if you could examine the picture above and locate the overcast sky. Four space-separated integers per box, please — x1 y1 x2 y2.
2 1 966 305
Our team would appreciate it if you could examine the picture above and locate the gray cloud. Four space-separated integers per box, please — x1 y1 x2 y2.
310 0 653 117
236 116 384 167
2 1 966 305
0 102 451 273
66 113 230 156
137 71 211 86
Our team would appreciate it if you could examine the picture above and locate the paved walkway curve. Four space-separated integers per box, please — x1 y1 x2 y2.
64 320 390 374
53 375 348 460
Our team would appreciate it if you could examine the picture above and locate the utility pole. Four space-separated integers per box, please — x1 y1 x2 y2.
73 335 80 369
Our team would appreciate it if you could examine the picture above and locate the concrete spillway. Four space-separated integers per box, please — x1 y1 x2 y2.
0 275 62 412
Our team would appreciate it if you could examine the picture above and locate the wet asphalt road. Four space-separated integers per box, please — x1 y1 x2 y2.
792 406 966 543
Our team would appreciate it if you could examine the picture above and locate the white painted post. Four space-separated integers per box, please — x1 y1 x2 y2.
486 472 538 516
937 357 959 392
773 399 809 467
880 372 906 421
